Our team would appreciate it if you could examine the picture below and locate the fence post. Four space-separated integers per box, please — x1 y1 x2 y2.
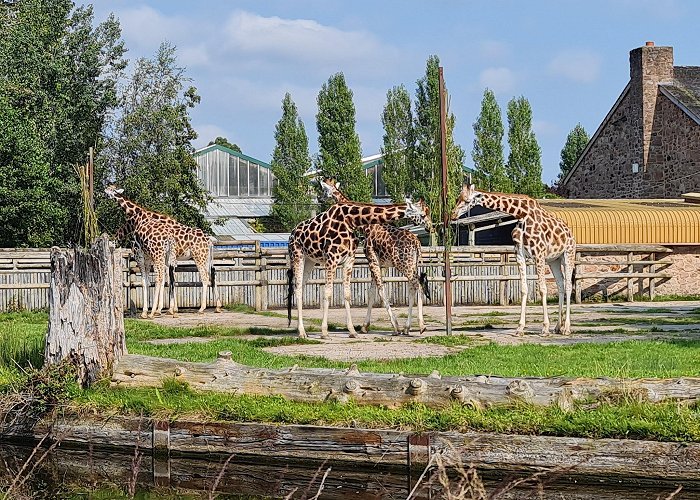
499 253 508 306
627 251 634 302
260 251 268 311
128 252 137 314
649 252 656 301
254 240 262 311
574 251 582 304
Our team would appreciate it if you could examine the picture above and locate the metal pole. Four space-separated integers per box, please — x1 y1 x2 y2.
439 67 452 336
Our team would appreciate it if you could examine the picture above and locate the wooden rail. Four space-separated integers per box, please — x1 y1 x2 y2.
0 243 672 312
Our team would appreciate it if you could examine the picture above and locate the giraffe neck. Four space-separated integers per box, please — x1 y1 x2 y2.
334 203 407 229
114 194 151 221
478 192 535 220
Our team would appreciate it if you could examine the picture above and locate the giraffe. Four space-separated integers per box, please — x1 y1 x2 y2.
451 183 576 336
104 185 221 318
287 182 431 339
322 179 432 335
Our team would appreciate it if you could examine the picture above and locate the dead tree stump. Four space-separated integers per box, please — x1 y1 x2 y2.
46 235 126 387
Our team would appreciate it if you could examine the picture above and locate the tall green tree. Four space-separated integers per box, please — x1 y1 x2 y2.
381 85 413 203
208 136 241 153
0 0 125 246
472 89 508 192
96 42 210 233
412 55 464 232
506 96 544 198
556 123 589 186
270 93 313 230
315 72 371 202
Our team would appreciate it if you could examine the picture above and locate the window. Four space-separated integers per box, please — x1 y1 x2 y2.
260 167 269 196
249 163 260 196
239 159 249 196
228 155 239 196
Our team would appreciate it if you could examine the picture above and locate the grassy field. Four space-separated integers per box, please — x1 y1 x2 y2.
2 311 700 442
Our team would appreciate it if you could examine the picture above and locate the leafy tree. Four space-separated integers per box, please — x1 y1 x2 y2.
556 123 589 186
315 72 371 202
270 93 313 230
208 136 241 153
381 85 413 203
472 89 508 192
506 96 544 198
412 55 464 233
96 42 210 233
0 0 126 246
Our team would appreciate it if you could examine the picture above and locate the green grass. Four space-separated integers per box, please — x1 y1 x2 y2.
4 311 700 443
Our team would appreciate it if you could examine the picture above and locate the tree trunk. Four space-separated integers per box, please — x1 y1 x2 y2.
46 235 126 386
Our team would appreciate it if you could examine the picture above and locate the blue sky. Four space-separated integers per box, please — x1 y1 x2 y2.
93 0 699 184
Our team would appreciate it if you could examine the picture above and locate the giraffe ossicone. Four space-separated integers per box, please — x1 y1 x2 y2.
452 183 576 336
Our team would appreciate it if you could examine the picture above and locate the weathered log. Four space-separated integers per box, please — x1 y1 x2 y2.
46 235 126 386
112 353 700 409
5 413 700 485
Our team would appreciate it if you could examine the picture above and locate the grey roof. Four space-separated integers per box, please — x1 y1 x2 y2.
660 66 700 125
210 217 289 241
206 198 274 218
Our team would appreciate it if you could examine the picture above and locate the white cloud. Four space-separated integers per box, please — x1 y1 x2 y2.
117 6 188 54
222 10 400 73
548 50 601 83
478 67 516 94
532 120 559 138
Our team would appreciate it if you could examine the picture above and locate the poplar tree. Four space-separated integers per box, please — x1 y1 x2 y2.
506 96 544 198
271 93 313 230
556 123 589 186
472 89 507 192
381 85 413 203
315 72 371 202
412 55 464 230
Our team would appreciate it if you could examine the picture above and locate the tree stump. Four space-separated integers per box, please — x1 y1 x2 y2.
46 235 126 387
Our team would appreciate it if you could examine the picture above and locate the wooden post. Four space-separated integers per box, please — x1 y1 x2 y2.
438 66 452 336
575 251 582 304
128 253 137 315
46 235 126 387
254 240 262 311
260 252 268 311
499 252 508 306
649 252 656 301
627 251 634 302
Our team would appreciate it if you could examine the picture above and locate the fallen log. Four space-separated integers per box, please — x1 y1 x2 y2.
112 353 700 410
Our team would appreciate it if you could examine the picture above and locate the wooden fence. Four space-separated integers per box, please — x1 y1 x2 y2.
0 243 671 313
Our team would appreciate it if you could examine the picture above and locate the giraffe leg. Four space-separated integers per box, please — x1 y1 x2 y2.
361 282 376 333
515 245 528 336
320 265 335 339
342 258 358 338
137 252 150 319
292 253 307 338
149 262 166 318
562 247 575 336
417 283 426 335
536 257 550 336
549 258 565 335
167 263 178 317
404 280 416 335
365 246 399 334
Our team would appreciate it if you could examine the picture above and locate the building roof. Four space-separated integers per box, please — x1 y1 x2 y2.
194 143 271 169
540 197 700 245
205 198 274 218
659 66 700 126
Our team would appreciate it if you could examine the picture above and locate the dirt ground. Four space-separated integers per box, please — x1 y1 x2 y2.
147 300 700 361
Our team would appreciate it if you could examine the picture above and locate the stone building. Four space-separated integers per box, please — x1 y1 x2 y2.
560 42 700 198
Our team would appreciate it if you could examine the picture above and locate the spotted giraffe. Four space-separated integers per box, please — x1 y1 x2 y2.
451 184 576 336
323 179 432 335
287 182 431 338
105 185 221 318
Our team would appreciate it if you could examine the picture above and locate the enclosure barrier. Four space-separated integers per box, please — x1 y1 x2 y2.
0 243 671 312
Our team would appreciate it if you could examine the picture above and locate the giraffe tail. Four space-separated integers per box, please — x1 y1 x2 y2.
287 268 294 326
419 272 431 302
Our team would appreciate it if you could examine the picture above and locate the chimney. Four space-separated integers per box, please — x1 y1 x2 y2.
629 42 674 170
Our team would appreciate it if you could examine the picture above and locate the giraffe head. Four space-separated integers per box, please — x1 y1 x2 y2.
320 178 346 202
104 184 125 200
405 198 432 231
451 184 482 220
